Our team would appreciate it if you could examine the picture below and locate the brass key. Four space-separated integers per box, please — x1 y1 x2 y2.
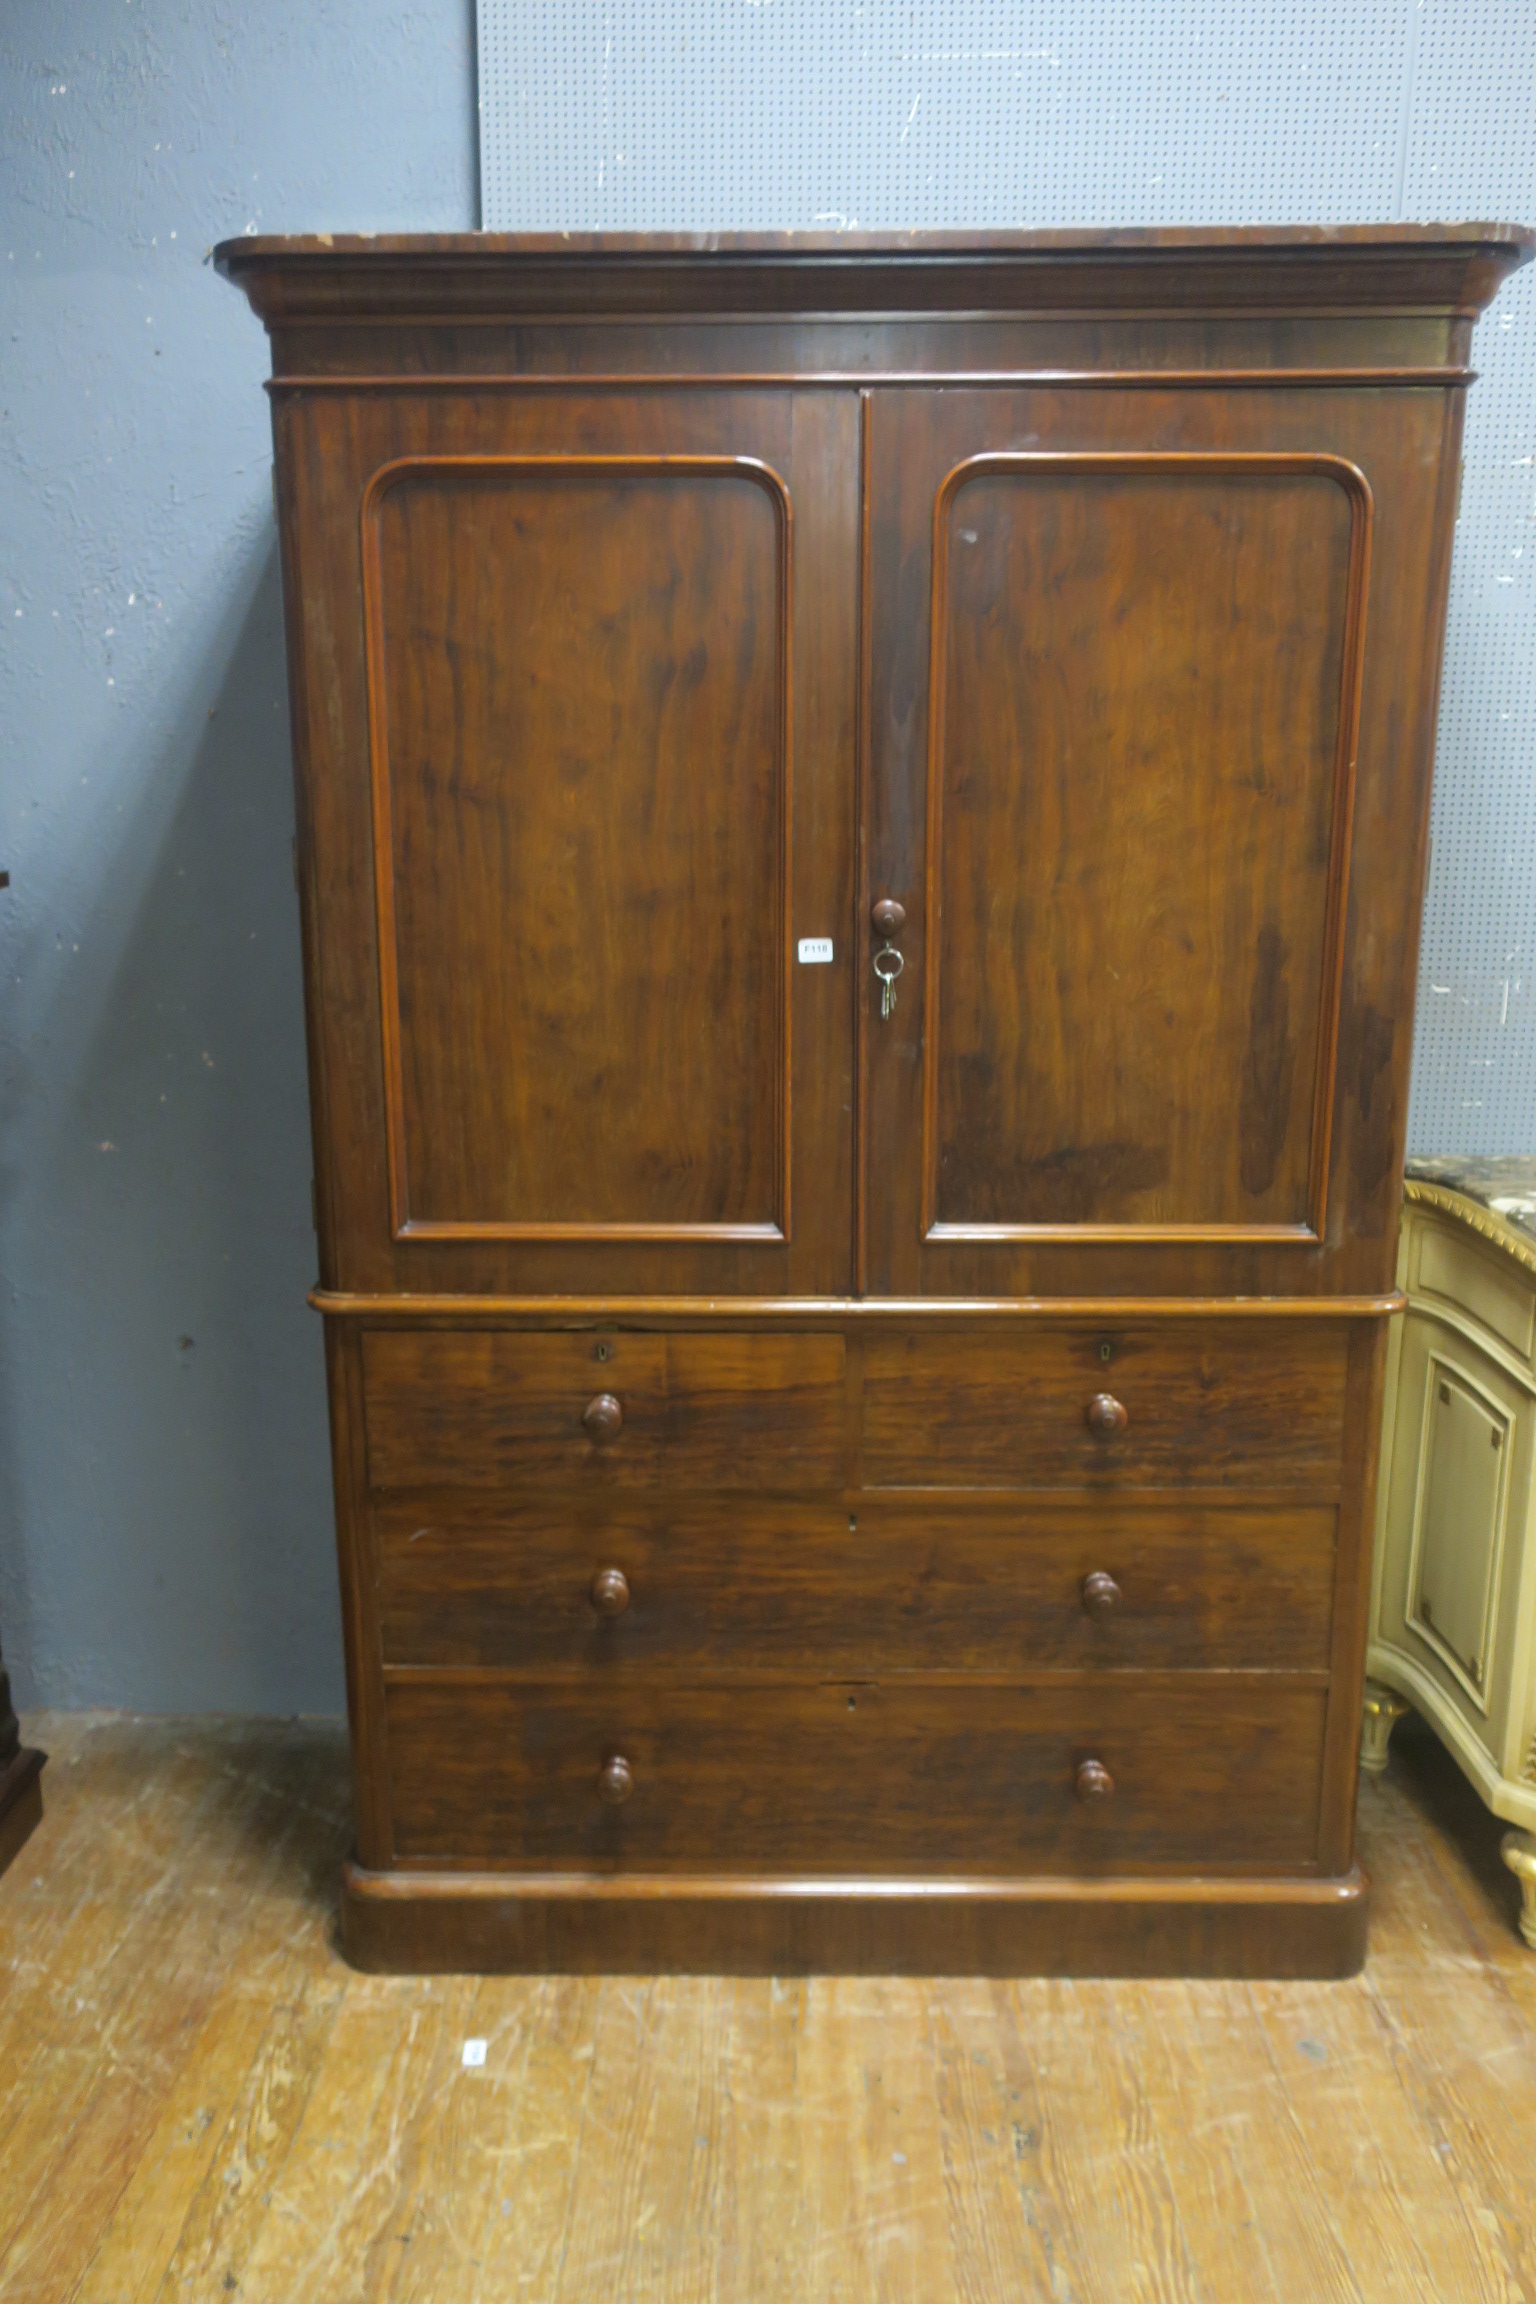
874 941 903 1018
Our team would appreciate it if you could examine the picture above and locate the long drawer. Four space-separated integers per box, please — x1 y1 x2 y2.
374 1495 1338 1673
383 1675 1329 1871
362 1329 847 1493
861 1323 1351 1491
361 1321 1351 1497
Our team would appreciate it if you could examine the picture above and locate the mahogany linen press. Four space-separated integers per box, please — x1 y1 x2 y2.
219 224 1533 1974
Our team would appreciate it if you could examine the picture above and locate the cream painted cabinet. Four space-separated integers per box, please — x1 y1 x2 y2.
1366 1160 1536 1946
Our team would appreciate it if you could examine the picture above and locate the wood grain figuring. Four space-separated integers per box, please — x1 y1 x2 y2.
344 1866 1367 1980
253 313 1482 376
363 454 792 1241
313 1288 1406 1317
276 362 1463 1301
361 1327 847 1491
860 378 1466 1302
374 1494 1339 1673
1314 1316 1390 1875
861 1321 1350 1489
853 389 874 1300
923 453 1370 1245
322 1319 393 1868
10 1715 1536 2290
279 383 858 1302
382 1674 1329 1872
217 227 1535 1975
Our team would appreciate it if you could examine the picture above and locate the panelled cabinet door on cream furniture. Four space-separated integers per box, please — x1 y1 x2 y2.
218 225 1533 1977
1366 1161 1536 1949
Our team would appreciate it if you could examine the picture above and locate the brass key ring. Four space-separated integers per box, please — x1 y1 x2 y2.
873 941 904 1018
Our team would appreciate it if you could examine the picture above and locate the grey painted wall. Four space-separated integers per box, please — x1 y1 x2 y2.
481 0 1536 1156
0 3 475 1710
3 2 1529 1713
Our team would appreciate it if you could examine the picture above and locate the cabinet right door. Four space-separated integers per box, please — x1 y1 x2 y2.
860 384 1449 1302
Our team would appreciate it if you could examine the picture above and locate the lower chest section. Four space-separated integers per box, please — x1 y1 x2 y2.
338 1317 1371 1884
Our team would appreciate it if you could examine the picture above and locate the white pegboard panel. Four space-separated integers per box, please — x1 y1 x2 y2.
1399 0 1536 1152
479 2 1413 231
478 0 1536 1151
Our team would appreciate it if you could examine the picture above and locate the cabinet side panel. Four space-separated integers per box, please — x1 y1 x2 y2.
323 1318 394 1868
1317 1315 1390 1870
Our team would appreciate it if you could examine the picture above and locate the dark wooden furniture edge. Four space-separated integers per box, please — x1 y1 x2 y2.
310 1289 1405 1322
341 1858 1368 1976
0 1745 46 1880
215 224 1533 325
266 369 1481 393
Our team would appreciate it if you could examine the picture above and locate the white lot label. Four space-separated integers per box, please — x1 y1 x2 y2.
797 938 834 964
462 2038 487 2068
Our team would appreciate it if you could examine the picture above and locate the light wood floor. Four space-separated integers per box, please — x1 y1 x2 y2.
2 1712 1535 2302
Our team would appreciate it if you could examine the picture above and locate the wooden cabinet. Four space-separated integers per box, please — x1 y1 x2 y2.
219 224 1532 1975
1366 1163 1536 1948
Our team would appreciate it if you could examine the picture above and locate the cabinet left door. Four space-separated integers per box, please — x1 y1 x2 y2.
275 388 859 1301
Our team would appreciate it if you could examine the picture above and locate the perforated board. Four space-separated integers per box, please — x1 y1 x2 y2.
478 0 1536 1152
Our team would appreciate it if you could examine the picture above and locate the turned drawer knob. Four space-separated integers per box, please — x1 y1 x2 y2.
1076 1757 1115 1803
1080 1570 1122 1618
590 1566 631 1617
598 1754 634 1805
582 1391 623 1442
1085 1392 1128 1437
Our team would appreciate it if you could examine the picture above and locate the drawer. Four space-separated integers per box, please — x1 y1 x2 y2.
362 1330 847 1493
383 1675 1328 1872
1414 1221 1535 1358
861 1323 1350 1491
375 1496 1338 1673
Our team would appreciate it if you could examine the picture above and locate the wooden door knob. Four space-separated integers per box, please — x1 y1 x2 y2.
582 1392 623 1441
590 1566 631 1616
1085 1392 1128 1437
872 898 906 938
598 1754 634 1805
1075 1758 1115 1803
1080 1570 1122 1618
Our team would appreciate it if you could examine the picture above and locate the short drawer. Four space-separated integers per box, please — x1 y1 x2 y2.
1413 1220 1536 1358
861 1322 1350 1491
375 1496 1338 1673
383 1675 1328 1872
361 1329 847 1493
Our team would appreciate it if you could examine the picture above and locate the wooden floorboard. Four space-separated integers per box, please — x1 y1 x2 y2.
1 1711 1532 2303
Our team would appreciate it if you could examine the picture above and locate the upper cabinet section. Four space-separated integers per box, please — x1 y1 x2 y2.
223 228 1531 1306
